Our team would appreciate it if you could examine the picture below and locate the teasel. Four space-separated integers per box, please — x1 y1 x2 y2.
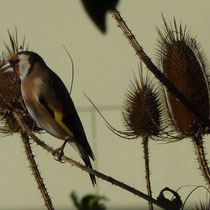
122 64 165 139
157 16 210 188
0 31 41 134
0 31 54 209
195 198 210 210
88 63 165 209
121 63 165 210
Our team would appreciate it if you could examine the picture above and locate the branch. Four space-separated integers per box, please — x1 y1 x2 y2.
109 8 210 128
192 136 210 188
143 136 153 210
20 131 54 210
13 111 167 209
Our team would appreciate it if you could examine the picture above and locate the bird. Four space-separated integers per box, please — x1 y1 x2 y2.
0 51 96 186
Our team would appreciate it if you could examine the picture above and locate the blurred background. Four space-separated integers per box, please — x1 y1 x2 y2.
0 0 209 209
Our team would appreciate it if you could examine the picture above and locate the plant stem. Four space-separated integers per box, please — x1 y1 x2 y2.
13 111 168 209
143 136 153 210
20 131 54 210
192 136 210 188
109 8 210 128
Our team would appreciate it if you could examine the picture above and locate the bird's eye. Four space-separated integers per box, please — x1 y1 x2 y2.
10 59 20 66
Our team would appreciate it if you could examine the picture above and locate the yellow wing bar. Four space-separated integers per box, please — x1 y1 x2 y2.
48 104 74 137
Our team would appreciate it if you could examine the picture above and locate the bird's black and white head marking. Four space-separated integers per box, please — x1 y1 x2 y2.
9 51 45 80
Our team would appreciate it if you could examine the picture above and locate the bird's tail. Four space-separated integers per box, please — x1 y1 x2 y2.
69 141 96 186
82 156 96 187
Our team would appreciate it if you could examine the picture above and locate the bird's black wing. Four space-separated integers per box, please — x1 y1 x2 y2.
38 67 95 160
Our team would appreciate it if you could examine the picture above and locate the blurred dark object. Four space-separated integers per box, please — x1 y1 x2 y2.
71 191 107 210
157 187 182 210
81 0 119 33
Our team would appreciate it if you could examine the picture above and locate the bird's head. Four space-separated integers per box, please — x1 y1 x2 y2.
0 51 44 80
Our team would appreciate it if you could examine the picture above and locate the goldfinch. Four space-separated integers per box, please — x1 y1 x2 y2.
1 51 96 186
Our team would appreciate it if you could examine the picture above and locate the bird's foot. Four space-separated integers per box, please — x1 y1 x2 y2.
52 139 68 163
53 147 65 162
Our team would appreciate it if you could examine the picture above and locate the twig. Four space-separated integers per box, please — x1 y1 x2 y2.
13 111 168 209
109 8 210 128
192 136 210 188
20 131 54 210
143 136 153 210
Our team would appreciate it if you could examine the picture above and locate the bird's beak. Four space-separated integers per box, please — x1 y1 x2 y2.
0 63 13 73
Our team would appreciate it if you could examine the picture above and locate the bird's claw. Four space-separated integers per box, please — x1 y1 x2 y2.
52 139 68 163
53 148 65 163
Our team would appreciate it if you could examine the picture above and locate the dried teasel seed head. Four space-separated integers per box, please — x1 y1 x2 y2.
122 64 164 138
157 17 210 137
0 31 41 135
195 198 210 210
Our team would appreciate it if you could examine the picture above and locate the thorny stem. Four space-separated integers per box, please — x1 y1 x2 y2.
13 111 168 209
143 136 153 210
110 7 210 192
192 136 210 188
109 8 210 128
20 131 54 210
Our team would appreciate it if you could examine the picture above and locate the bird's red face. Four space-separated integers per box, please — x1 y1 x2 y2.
0 53 20 76
0 52 31 80
9 53 20 76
